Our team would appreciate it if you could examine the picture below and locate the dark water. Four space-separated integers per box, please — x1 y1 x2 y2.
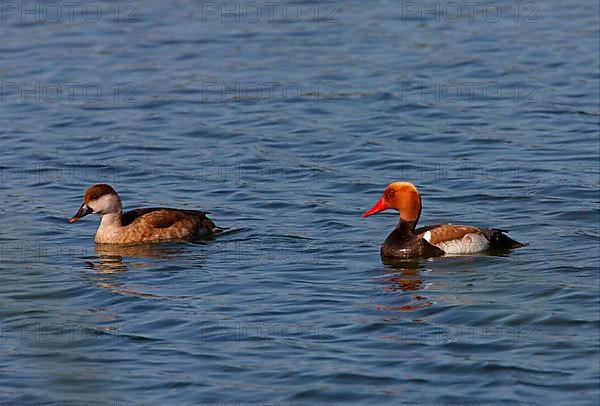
1 0 599 404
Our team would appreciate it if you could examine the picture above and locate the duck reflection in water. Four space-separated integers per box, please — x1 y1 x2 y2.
377 255 493 313
377 258 433 312
83 243 199 297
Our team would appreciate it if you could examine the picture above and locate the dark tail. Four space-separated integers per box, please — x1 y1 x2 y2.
486 229 527 249
202 218 227 235
211 226 227 234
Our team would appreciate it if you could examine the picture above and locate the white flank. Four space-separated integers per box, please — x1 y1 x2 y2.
434 233 489 255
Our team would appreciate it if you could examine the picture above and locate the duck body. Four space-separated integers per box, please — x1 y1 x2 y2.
94 207 218 244
69 184 221 245
363 182 525 259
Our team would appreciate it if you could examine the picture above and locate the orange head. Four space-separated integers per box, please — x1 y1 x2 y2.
362 182 422 224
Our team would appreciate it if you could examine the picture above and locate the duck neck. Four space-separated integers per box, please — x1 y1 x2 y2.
99 211 123 229
398 217 418 234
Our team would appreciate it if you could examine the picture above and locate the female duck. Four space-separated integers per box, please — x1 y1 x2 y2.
362 182 525 258
69 184 221 244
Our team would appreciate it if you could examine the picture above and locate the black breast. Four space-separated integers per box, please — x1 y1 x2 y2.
381 222 444 259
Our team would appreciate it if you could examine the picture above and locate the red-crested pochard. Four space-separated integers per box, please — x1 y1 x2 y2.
362 182 525 258
68 184 221 244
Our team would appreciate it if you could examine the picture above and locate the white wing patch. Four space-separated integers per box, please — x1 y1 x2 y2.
423 231 432 242
434 233 489 255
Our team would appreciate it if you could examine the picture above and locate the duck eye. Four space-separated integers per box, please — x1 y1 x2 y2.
388 190 395 197
91 195 97 199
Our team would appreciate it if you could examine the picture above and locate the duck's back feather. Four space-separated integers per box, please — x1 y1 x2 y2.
416 223 525 249
122 208 208 227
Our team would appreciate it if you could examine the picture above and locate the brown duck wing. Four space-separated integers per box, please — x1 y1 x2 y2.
122 208 164 226
416 224 525 248
416 224 482 244
144 210 189 229
414 224 444 235
121 208 207 227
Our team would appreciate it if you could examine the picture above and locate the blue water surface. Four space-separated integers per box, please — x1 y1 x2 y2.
0 1 599 405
